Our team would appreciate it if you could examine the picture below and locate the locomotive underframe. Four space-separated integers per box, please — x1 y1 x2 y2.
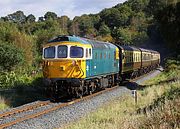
44 62 159 100
45 73 120 100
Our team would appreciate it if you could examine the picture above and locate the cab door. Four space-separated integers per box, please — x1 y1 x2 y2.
85 48 92 78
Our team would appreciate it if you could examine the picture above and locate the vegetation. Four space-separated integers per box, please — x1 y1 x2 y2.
65 60 180 129
0 0 179 112
0 97 9 110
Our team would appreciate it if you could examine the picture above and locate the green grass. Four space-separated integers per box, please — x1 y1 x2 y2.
0 67 46 110
0 97 9 110
65 61 180 129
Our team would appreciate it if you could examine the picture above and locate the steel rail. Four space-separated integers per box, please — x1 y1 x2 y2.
0 101 50 118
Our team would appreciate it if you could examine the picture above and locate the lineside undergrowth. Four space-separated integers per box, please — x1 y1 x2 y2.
65 60 180 129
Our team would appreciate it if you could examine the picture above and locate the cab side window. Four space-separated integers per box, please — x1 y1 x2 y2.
89 48 91 58
86 48 88 58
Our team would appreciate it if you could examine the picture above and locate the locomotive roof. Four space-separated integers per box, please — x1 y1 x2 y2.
83 38 116 49
48 35 89 44
48 35 116 49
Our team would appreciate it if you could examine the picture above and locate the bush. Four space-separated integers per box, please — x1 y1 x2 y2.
0 67 43 88
0 41 25 71
165 59 180 72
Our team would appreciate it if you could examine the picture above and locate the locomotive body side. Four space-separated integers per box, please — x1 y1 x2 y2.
85 40 119 78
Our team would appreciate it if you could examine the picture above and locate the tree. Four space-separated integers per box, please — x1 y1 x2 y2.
154 2 180 54
77 14 97 37
0 41 24 71
58 16 70 34
100 6 132 29
44 12 58 20
125 0 150 12
99 22 111 36
115 27 134 44
5 11 26 23
38 17 44 22
26 14 36 23
0 21 34 65
148 0 168 15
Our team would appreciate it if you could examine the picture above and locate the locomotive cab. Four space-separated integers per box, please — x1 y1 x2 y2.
43 44 92 79
42 37 93 98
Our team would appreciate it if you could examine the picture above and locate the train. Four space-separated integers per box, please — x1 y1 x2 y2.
42 35 160 99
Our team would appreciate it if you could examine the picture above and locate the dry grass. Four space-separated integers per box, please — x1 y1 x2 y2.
140 98 180 129
65 69 180 129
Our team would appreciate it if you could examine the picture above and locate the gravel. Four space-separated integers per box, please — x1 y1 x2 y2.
3 69 162 129
0 102 59 125
135 67 163 85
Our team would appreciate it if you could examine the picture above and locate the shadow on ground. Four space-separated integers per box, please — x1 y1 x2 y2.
0 78 49 108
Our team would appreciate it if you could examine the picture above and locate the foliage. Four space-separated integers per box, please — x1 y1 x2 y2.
99 22 111 36
96 34 114 43
165 59 180 72
0 42 24 71
0 97 9 110
58 16 70 34
0 0 179 89
44 11 58 20
154 2 180 55
26 14 36 23
0 67 42 88
3 10 26 24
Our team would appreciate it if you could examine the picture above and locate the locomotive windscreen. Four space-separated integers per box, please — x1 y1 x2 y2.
44 46 55 58
58 45 68 58
70 46 84 58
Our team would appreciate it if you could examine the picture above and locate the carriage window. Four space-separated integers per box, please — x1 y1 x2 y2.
44 46 55 58
70 46 83 58
58 45 67 58
100 53 102 59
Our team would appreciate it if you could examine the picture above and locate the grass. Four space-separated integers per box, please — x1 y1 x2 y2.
65 61 180 129
0 68 47 109
0 96 9 110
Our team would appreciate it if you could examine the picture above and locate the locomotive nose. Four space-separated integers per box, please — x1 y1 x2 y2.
43 60 85 79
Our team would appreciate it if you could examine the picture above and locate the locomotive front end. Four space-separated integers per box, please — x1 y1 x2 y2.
42 40 92 98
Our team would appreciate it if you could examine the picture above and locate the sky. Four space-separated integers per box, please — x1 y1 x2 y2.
0 0 127 19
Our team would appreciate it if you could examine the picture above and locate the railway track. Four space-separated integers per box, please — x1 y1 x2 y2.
0 69 161 129
0 86 119 129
